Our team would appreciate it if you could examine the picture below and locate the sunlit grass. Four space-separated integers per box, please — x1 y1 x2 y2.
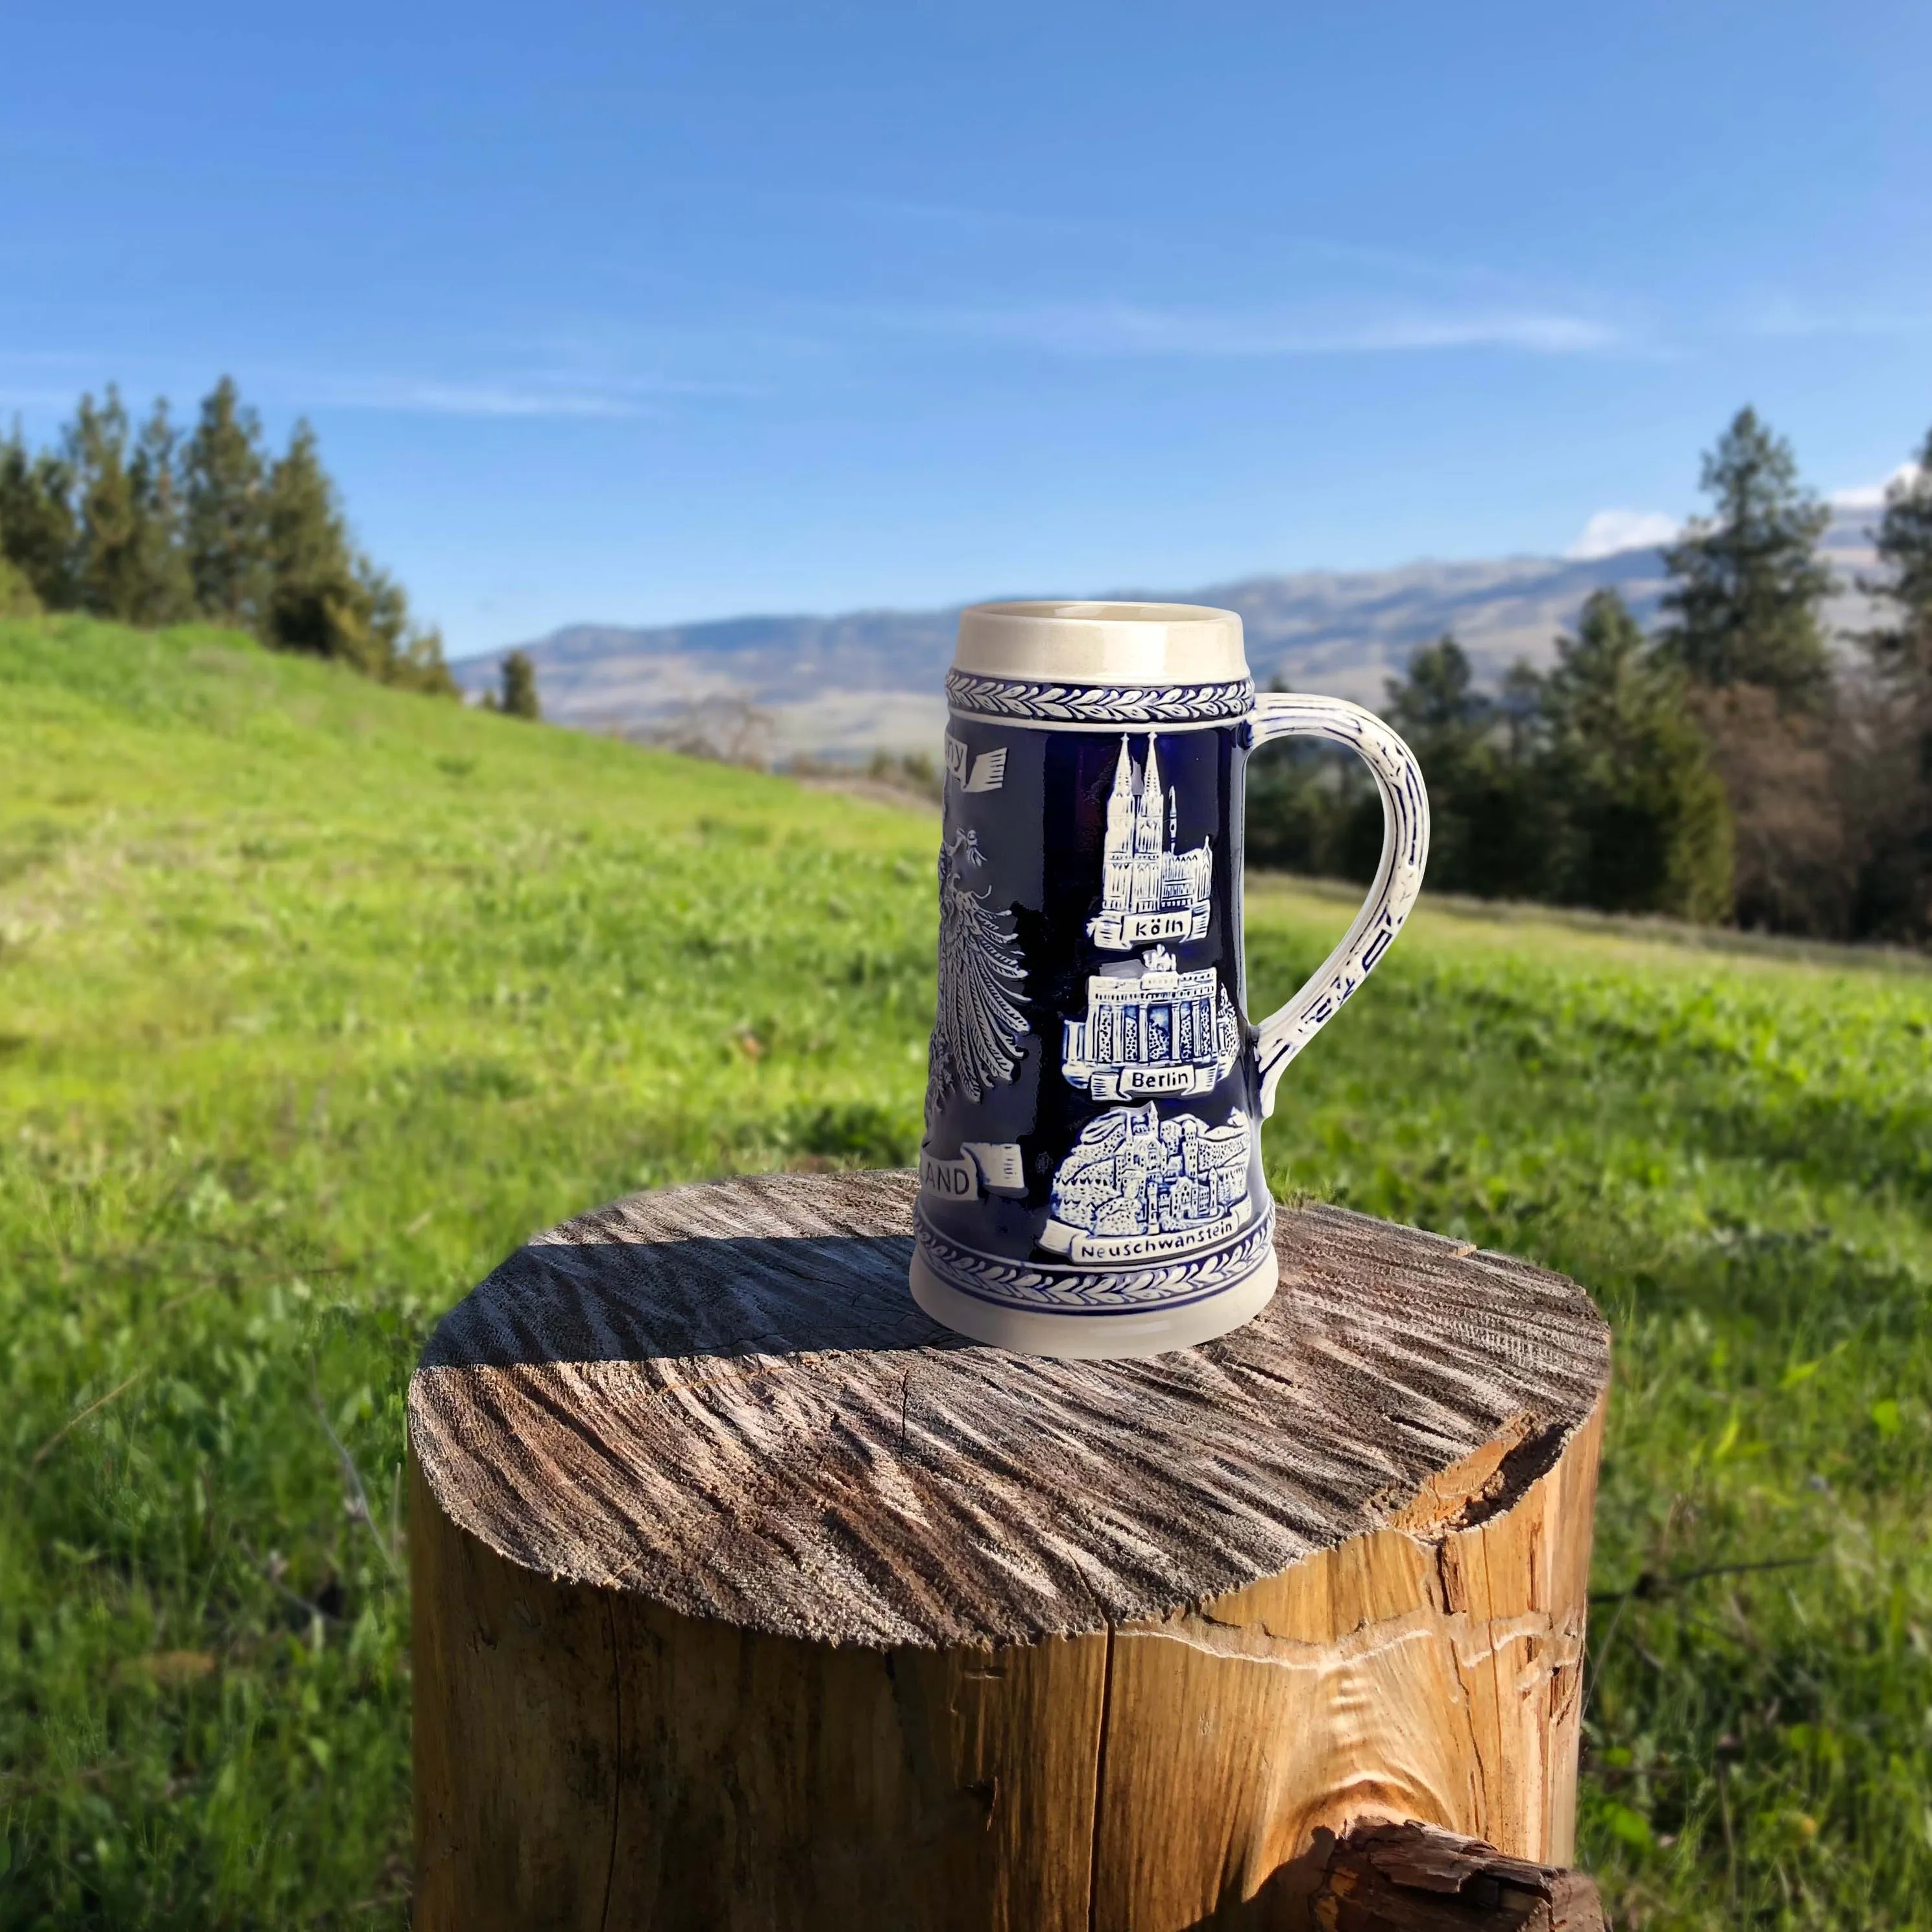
3 616 1929 1928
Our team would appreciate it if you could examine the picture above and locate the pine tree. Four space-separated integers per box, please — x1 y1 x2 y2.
66 391 199 625
1865 428 1932 694
1385 635 1488 740
499 649 541 719
0 424 76 609
1381 636 1540 897
66 390 134 616
182 377 270 628
1540 589 1732 921
1499 659 1545 764
261 420 373 668
1852 429 1932 937
256 418 457 693
1660 407 1835 708
124 398 196 625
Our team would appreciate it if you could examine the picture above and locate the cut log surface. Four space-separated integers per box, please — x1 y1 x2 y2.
413 1170 1606 1650
410 1170 1612 1931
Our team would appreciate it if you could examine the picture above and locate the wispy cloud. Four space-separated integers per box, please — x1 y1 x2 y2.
284 362 764 420
1744 298 1932 341
0 343 765 424
302 376 649 419
860 299 1621 358
1568 508 1680 559
828 195 1616 306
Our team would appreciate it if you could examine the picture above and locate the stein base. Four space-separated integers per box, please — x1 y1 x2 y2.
908 1244 1279 1360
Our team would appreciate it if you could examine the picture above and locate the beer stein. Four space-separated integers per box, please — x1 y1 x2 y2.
912 601 1429 1358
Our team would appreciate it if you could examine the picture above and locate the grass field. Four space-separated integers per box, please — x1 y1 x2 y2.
3 616 1931 1930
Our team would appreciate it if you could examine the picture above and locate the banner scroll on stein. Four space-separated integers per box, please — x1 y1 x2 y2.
910 601 1431 1360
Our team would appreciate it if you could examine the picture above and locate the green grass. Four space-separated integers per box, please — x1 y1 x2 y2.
2 616 1929 1929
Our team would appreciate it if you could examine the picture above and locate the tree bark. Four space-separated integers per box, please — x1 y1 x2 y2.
1310 1820 1607 1931
410 1171 1610 1931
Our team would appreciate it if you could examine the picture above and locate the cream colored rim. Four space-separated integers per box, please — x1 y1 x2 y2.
954 599 1248 686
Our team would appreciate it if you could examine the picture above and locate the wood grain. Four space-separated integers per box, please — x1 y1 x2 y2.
410 1171 1608 1649
1089 1395 1606 1928
409 1171 1612 1930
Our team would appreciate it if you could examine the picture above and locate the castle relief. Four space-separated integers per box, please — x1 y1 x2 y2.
1041 1103 1254 1263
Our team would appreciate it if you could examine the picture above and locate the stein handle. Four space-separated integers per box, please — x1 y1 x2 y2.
1246 693 1431 1118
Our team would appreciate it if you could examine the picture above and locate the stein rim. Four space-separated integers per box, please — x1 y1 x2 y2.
955 598 1248 686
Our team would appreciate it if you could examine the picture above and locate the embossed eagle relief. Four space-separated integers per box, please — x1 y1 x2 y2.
926 829 1027 1117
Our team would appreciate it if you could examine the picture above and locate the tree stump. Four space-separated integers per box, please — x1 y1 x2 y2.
409 1171 1610 1932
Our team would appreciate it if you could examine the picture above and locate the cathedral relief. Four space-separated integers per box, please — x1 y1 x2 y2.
1061 946 1239 1100
1087 734 1214 950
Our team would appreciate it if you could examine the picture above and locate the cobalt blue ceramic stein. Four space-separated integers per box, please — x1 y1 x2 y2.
911 601 1431 1358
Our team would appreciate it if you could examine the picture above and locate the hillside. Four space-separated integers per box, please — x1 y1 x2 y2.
452 508 1884 758
3 616 1931 1929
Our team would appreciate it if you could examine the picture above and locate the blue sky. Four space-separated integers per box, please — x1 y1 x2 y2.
3 1 1928 657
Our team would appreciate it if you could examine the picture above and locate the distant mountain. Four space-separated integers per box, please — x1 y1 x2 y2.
453 508 1884 761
